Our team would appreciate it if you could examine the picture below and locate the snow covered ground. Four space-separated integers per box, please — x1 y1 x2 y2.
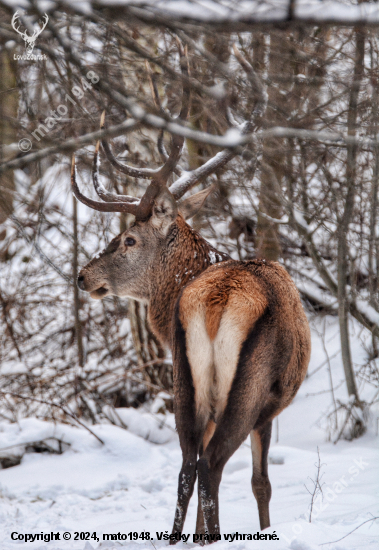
0 314 378 550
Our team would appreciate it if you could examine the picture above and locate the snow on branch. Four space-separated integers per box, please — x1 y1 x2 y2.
0 119 139 175
3 0 379 27
262 163 379 339
64 0 379 27
3 123 378 177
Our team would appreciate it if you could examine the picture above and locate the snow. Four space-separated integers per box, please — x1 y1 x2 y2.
208 250 217 264
169 151 232 198
297 280 338 311
293 209 310 232
355 300 379 326
0 315 378 550
5 1 379 26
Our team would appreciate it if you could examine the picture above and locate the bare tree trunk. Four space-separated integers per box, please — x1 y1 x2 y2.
0 46 17 235
72 195 84 368
337 28 365 400
128 300 169 391
369 37 379 316
256 33 280 261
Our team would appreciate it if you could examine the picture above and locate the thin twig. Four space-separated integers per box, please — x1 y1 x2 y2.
319 516 379 545
321 319 338 433
304 447 325 523
0 391 104 445
0 119 140 175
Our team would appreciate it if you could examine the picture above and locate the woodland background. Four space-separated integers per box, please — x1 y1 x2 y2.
0 0 378 455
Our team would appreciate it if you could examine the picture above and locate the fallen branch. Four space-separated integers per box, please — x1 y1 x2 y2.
0 391 104 445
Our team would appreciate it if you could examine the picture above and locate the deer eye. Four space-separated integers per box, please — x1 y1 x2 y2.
125 237 136 247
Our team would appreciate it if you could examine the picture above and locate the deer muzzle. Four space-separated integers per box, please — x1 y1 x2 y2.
77 271 109 299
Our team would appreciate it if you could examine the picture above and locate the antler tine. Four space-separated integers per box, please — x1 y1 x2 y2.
177 41 191 121
232 44 267 121
71 155 140 215
157 130 184 176
145 61 166 115
99 112 161 180
169 45 266 200
155 39 190 182
92 140 139 205
157 130 168 162
40 13 49 31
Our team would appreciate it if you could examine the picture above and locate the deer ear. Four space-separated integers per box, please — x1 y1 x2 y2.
151 188 178 234
178 186 214 220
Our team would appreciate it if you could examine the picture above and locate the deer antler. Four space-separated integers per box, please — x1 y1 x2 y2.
72 44 266 221
72 124 168 220
169 45 266 200
38 13 48 35
72 151 168 221
71 155 140 216
100 41 190 183
11 11 48 40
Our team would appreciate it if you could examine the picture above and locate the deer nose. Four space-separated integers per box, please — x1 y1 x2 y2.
77 275 85 290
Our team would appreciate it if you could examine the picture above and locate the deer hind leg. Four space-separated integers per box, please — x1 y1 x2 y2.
193 311 243 540
250 421 272 530
172 415 211 544
195 417 256 541
171 454 198 543
192 418 216 538
195 394 268 539
195 337 273 539
171 306 213 543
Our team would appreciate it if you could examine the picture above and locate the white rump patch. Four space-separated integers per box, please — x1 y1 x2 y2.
185 306 246 423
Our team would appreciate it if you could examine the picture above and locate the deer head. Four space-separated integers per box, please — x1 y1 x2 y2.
11 11 48 54
73 44 263 304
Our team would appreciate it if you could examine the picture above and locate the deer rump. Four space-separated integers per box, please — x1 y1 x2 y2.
171 259 310 536
174 260 309 438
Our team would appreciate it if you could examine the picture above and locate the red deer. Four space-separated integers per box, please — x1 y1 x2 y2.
72 45 311 543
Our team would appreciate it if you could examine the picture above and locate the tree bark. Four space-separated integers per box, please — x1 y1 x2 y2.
256 31 283 261
337 28 365 400
0 47 17 234
72 194 84 368
369 37 379 314
128 300 169 391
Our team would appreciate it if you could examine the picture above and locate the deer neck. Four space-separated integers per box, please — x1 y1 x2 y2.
147 215 229 347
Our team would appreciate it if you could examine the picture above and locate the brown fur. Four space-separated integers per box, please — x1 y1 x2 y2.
203 420 216 452
147 216 228 346
205 300 225 341
179 265 267 339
